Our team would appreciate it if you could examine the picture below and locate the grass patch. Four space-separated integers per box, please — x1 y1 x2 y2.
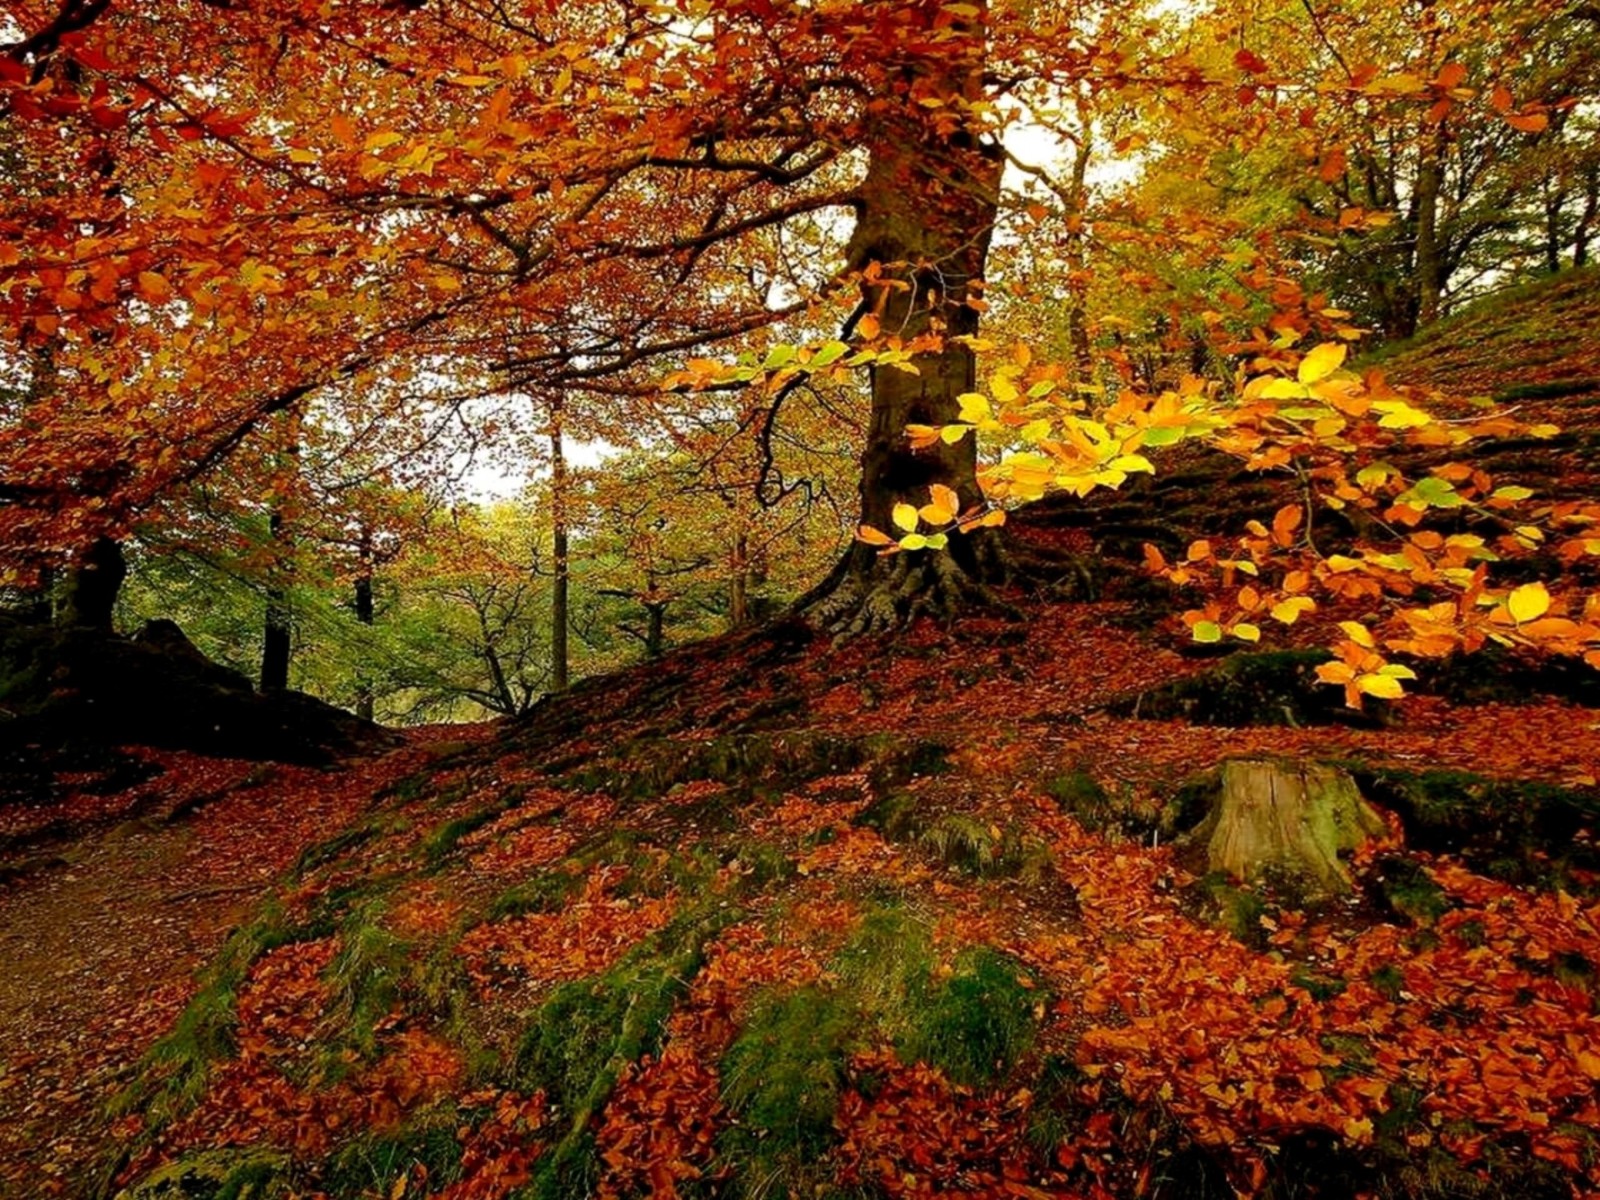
322 1124 463 1196
513 904 735 1199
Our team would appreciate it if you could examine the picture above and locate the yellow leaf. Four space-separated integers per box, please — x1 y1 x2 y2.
990 373 1019 405
1271 597 1316 625
1356 674 1405 699
1298 342 1347 385
1338 621 1375 648
1507 581 1550 624
1232 623 1262 643
892 503 920 533
940 425 971 444
957 392 991 423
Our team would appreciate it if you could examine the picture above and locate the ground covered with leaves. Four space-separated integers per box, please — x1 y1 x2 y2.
7 273 1600 1199
1 584 1598 1199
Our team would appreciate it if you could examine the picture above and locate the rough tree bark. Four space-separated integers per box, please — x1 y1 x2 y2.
800 0 1027 637
549 394 570 692
1192 759 1387 897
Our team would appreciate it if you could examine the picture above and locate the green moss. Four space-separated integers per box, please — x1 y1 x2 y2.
916 814 1051 881
513 906 733 1197
853 789 924 841
1353 767 1600 893
902 946 1040 1087
1194 873 1267 946
1370 964 1406 1002
114 903 313 1124
720 984 860 1159
1371 856 1451 926
324 909 411 1060
421 805 506 866
322 1124 463 1196
486 869 587 920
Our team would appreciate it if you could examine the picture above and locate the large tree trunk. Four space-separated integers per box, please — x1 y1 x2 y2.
59 536 124 630
800 0 1010 636
1193 760 1387 897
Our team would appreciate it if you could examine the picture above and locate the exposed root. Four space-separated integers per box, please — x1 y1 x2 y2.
796 533 1101 642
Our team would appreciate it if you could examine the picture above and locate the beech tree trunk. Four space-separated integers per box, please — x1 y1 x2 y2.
1194 760 1387 897
353 527 375 722
729 529 749 628
549 396 569 692
59 536 124 630
260 506 292 692
800 0 1009 636
1413 130 1446 328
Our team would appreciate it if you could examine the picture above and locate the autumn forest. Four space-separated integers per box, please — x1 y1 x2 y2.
3 0 1600 1197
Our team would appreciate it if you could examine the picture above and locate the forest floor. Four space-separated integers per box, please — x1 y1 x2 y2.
2 271 1600 1200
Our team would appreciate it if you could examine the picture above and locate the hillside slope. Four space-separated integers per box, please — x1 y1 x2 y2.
1370 267 1600 414
25 597 1589 1200
5 269 1600 1200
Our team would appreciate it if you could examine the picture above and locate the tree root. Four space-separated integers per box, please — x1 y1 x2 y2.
796 534 1101 642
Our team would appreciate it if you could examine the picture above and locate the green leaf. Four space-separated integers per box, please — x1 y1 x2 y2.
1192 621 1224 644
809 340 849 369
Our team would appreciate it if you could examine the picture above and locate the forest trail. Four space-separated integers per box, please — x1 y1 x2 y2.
0 731 487 1198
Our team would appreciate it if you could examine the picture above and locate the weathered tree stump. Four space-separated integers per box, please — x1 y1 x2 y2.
1193 760 1387 896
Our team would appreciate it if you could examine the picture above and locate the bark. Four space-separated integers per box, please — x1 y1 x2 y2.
1575 164 1598 268
1193 760 1387 897
645 601 666 659
59 536 124 630
353 527 375 722
800 0 1020 636
260 506 292 692
549 395 570 692
729 529 749 628
1413 129 1446 327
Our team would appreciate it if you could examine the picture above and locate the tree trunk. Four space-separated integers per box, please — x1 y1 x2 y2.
645 600 665 659
260 506 292 692
1413 130 1446 327
59 536 124 630
1575 165 1597 268
549 395 570 692
259 415 300 693
800 0 1013 636
353 527 375 722
729 529 749 628
1193 760 1387 897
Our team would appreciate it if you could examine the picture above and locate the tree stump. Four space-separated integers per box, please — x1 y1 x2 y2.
1194 760 1386 896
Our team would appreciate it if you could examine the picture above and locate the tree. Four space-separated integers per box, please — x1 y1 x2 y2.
4 0 1600 696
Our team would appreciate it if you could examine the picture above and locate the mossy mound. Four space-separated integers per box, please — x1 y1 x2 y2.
0 615 395 765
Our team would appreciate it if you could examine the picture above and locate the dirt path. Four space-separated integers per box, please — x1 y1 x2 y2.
0 732 480 1198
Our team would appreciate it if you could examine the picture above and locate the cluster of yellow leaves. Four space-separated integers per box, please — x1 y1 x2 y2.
857 483 1006 553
